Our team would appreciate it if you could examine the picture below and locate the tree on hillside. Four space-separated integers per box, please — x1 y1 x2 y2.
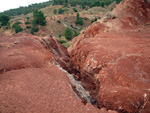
76 13 83 25
0 15 10 26
65 0 68 4
101 2 104 7
58 8 64 14
30 10 46 34
53 0 64 5
31 19 39 32
65 27 73 40
0 1 52 16
76 13 80 24
33 10 46 26
53 9 57 14
12 22 23 33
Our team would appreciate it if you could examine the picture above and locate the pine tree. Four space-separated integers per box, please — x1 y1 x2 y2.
65 27 73 40
0 15 10 26
76 13 83 25
76 13 80 24
33 10 46 26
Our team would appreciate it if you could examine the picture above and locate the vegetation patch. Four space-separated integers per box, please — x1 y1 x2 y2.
12 22 23 33
76 13 83 25
57 20 61 23
0 15 10 26
64 27 73 40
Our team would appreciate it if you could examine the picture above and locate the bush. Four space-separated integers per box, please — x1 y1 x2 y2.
58 38 67 44
73 8 77 12
30 30 34 35
58 34 61 38
64 27 73 40
15 22 22 25
31 27 39 32
64 3 68 7
82 5 86 9
14 25 23 33
25 21 30 25
26 17 29 20
58 8 64 14
74 31 80 37
0 15 10 26
62 43 70 48
91 18 97 23
26 26 31 29
71 4 76 7
31 19 38 32
76 13 83 25
12 22 23 33
57 20 61 23
53 9 57 14
33 10 46 26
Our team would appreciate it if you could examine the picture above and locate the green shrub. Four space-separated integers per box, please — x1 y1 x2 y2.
31 27 39 32
30 30 34 35
71 4 76 7
82 5 85 9
64 27 73 40
91 18 97 23
26 26 31 29
12 22 23 33
53 9 57 14
33 10 46 26
0 15 10 26
57 20 61 23
12 22 21 28
76 13 83 25
58 39 67 44
26 17 29 20
25 21 30 25
15 25 23 33
31 19 38 32
73 8 77 12
62 43 70 48
74 31 80 37
58 8 64 14
58 34 61 38
64 3 68 7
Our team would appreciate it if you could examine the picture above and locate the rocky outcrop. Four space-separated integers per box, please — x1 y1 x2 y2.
69 25 150 113
0 33 70 74
113 0 150 27
0 33 118 113
69 0 150 113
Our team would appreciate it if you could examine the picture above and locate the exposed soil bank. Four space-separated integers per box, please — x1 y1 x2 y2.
0 33 118 113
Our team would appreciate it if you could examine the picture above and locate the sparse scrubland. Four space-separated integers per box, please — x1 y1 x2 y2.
0 0 122 47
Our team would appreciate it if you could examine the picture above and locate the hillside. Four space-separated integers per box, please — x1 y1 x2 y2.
0 3 117 48
0 1 53 16
0 0 150 113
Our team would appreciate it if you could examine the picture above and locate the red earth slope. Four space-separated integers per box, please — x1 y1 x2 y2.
69 0 150 113
0 33 117 113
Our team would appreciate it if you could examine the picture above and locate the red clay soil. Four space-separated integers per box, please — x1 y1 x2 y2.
68 0 150 113
113 0 150 26
0 33 117 113
103 0 150 30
